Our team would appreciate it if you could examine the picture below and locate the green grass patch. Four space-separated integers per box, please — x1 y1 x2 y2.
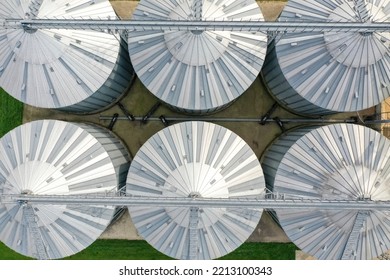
0 88 24 137
219 242 298 260
65 240 172 260
0 240 297 260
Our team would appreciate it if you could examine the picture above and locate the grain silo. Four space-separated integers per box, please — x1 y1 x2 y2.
262 123 390 259
262 0 390 115
0 0 134 113
126 121 265 259
128 0 268 114
0 120 130 259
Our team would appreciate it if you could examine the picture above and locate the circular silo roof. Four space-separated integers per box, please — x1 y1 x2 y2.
0 120 123 259
268 124 390 259
128 0 267 113
272 0 390 112
0 0 122 109
126 121 265 259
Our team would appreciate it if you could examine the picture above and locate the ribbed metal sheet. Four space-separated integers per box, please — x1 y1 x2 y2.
0 120 130 259
262 0 390 115
262 124 390 259
126 121 265 259
128 0 267 114
0 0 133 113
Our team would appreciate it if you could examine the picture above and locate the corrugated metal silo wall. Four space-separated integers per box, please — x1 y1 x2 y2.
61 38 135 113
76 122 131 188
261 126 319 224
262 40 334 116
262 126 318 192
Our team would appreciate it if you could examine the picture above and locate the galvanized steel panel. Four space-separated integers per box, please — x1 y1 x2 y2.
0 120 130 259
126 121 265 259
262 0 390 115
128 0 267 114
0 0 133 113
262 124 390 259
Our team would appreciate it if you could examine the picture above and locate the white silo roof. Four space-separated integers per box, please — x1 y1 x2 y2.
266 0 390 113
128 0 267 113
263 124 390 259
126 121 265 259
0 120 129 259
0 0 124 110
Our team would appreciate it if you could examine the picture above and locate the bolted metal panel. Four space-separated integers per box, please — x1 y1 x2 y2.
126 121 266 259
262 123 390 259
262 0 390 115
0 0 134 113
128 0 267 114
0 120 130 259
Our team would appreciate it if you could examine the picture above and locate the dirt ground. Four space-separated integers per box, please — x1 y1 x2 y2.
109 0 287 21
21 1 383 257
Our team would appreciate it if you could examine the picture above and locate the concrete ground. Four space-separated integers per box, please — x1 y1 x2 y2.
21 1 383 257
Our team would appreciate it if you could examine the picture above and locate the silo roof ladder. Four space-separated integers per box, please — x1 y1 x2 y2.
354 0 370 22
23 204 48 260
188 207 200 259
341 210 369 260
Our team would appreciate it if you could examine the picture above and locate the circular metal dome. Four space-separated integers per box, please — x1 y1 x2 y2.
262 124 390 259
128 0 267 114
0 120 130 259
126 121 265 259
262 0 390 115
0 0 133 113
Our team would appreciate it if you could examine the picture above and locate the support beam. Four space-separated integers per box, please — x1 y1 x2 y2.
2 19 390 33
98 115 361 123
2 194 390 210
